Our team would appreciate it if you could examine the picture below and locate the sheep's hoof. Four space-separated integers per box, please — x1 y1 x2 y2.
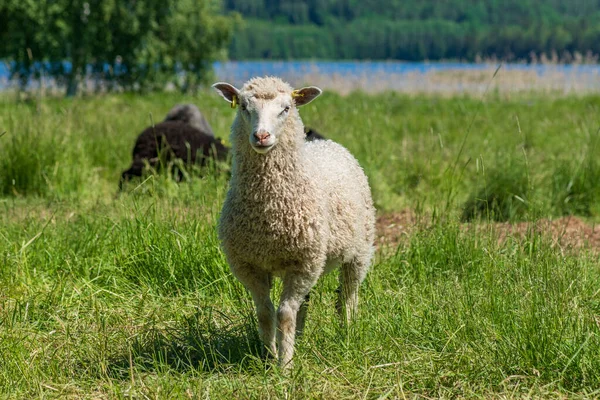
259 348 277 371
261 345 277 361
278 359 294 374
262 358 276 371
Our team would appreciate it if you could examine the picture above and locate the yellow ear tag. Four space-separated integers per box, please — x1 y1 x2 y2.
231 95 237 109
291 90 304 99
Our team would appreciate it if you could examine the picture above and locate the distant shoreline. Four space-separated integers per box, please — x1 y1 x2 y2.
3 60 600 95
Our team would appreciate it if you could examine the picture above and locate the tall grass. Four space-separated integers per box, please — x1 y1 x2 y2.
1 92 600 397
2 197 599 397
1 92 600 213
0 103 90 197
551 156 600 217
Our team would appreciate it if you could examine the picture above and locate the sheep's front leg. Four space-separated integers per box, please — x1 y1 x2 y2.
277 271 319 369
232 266 276 358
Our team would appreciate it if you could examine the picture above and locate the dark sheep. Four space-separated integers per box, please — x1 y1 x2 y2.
164 104 215 136
304 127 326 141
120 104 325 189
120 121 229 189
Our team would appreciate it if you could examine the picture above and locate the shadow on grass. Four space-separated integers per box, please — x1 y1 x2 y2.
107 308 265 377
461 160 530 222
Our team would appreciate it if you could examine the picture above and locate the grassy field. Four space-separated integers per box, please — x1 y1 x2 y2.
1 89 600 398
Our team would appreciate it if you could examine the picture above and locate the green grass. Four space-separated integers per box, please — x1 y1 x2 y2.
1 91 600 398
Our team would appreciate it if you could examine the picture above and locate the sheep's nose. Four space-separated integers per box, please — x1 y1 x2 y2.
254 130 271 143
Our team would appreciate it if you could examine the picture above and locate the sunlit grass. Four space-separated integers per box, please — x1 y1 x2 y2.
1 91 600 398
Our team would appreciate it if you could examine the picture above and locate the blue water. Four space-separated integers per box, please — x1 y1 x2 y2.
3 60 600 91
214 60 600 75
213 60 600 84
0 62 8 80
210 60 600 94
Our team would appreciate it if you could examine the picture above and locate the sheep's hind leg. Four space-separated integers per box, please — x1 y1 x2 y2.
295 293 311 338
277 271 319 369
233 267 276 358
336 257 368 325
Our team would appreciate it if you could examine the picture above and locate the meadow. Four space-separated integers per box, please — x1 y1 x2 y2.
1 88 600 398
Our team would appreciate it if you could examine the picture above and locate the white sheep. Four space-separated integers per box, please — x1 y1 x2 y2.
212 76 375 368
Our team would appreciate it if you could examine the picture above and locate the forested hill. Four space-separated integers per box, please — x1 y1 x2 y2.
224 0 600 61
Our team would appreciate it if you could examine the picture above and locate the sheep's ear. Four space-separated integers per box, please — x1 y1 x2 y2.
292 86 322 107
212 82 240 108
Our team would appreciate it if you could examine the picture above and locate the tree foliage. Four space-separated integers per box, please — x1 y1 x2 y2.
0 0 239 95
225 0 600 61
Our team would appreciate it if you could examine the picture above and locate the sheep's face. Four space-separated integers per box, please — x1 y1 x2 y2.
239 93 292 154
212 78 322 154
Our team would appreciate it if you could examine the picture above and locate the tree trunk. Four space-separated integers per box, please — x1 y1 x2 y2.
66 71 79 97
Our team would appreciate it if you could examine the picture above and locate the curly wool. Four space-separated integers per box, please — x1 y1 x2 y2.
216 76 375 368
219 76 375 284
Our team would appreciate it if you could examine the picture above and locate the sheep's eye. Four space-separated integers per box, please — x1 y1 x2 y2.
241 104 247 111
283 106 290 113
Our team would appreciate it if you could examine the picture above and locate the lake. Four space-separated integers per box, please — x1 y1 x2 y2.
3 61 600 94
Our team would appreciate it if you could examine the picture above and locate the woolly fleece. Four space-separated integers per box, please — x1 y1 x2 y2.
217 76 375 367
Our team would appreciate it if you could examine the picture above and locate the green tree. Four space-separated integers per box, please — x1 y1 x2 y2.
223 0 600 62
0 0 239 95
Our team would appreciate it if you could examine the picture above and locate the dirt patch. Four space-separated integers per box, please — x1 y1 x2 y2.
487 217 600 252
376 211 600 253
376 209 419 249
